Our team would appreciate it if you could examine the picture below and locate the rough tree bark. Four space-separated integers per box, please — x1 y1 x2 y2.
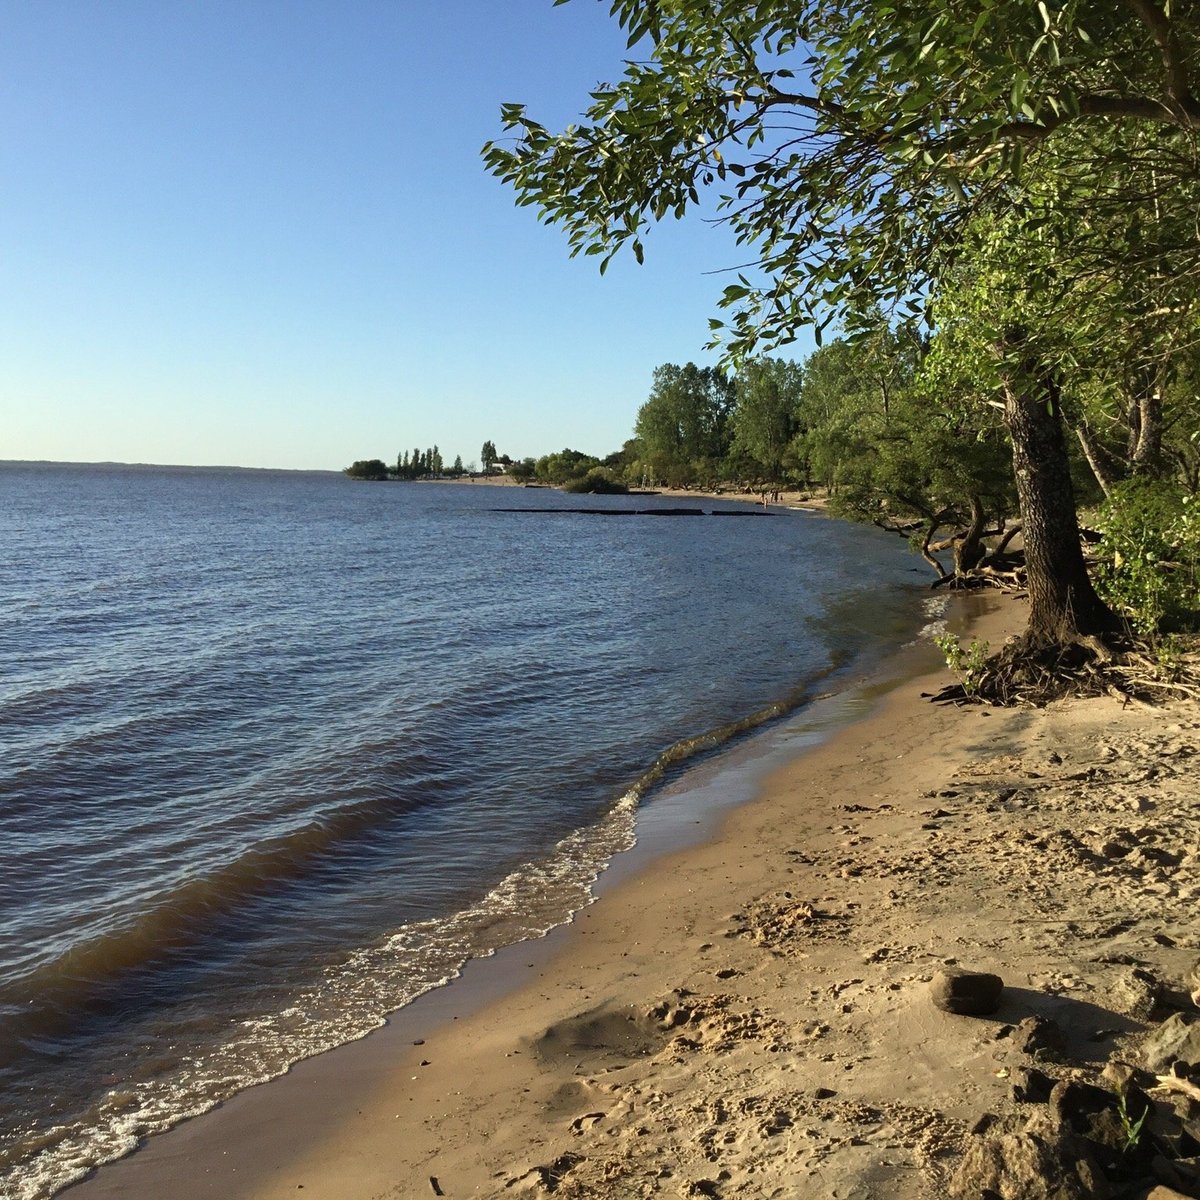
953 495 988 576
1130 380 1165 477
1075 424 1123 497
1002 338 1122 646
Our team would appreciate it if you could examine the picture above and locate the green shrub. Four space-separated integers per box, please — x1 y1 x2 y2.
1094 479 1200 635
562 467 630 495
344 459 390 480
935 634 990 696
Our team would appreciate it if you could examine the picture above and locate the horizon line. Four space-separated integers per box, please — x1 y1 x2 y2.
0 458 342 474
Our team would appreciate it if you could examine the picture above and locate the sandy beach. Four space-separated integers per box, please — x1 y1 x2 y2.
66 593 1200 1200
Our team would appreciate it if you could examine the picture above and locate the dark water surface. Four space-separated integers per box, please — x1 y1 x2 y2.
0 463 929 1198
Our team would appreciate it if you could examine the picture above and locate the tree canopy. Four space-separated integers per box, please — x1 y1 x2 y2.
485 1 1200 353
634 363 734 485
344 459 390 481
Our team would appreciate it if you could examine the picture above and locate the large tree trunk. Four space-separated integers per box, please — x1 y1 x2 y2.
1002 346 1122 647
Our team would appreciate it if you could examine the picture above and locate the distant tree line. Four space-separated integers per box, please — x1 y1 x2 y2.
344 445 468 481
344 316 1200 641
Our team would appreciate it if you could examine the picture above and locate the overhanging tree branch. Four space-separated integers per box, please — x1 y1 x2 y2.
1123 0 1197 116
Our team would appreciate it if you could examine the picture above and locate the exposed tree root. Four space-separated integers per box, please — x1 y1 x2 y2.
931 549 1027 592
930 632 1200 707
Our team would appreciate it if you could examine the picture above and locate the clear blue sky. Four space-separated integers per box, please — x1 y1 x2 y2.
0 0 813 470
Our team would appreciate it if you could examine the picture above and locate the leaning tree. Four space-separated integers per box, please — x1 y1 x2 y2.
485 0 1200 653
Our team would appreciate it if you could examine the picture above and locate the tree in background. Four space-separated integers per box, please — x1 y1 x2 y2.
481 440 498 473
535 448 601 484
793 340 883 494
728 358 802 482
633 363 734 485
344 459 389 481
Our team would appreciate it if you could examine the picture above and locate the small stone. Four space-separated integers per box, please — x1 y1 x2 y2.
1050 1079 1151 1163
1011 1066 1055 1104
1185 1124 1200 1157
1140 1013 1200 1074
813 1087 837 1100
931 967 1005 1016
1153 1153 1200 1193
1100 1062 1136 1094
1049 1079 1118 1132
1113 967 1165 1021
1011 1015 1067 1060
949 1130 1094 1199
1186 959 1200 1008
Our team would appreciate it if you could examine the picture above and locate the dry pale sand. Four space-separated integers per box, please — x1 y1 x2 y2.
641 485 827 512
66 596 1200 1200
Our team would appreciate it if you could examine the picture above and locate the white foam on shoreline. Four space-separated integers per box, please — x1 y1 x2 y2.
914 593 950 641
8 794 639 1200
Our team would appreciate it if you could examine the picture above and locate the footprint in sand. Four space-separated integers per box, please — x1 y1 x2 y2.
569 1111 605 1135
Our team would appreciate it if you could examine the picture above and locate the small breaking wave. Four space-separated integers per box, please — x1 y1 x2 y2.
3 789 638 1200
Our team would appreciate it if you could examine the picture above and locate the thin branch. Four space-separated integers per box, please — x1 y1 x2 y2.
1122 0 1195 114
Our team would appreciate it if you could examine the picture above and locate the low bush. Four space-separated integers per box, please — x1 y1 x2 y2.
562 468 629 495
1094 479 1200 635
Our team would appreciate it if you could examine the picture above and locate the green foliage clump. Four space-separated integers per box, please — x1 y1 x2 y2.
535 447 602 484
344 459 389 481
507 457 537 482
1116 1087 1149 1154
934 634 991 697
634 363 736 486
1095 480 1200 635
562 467 629 494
